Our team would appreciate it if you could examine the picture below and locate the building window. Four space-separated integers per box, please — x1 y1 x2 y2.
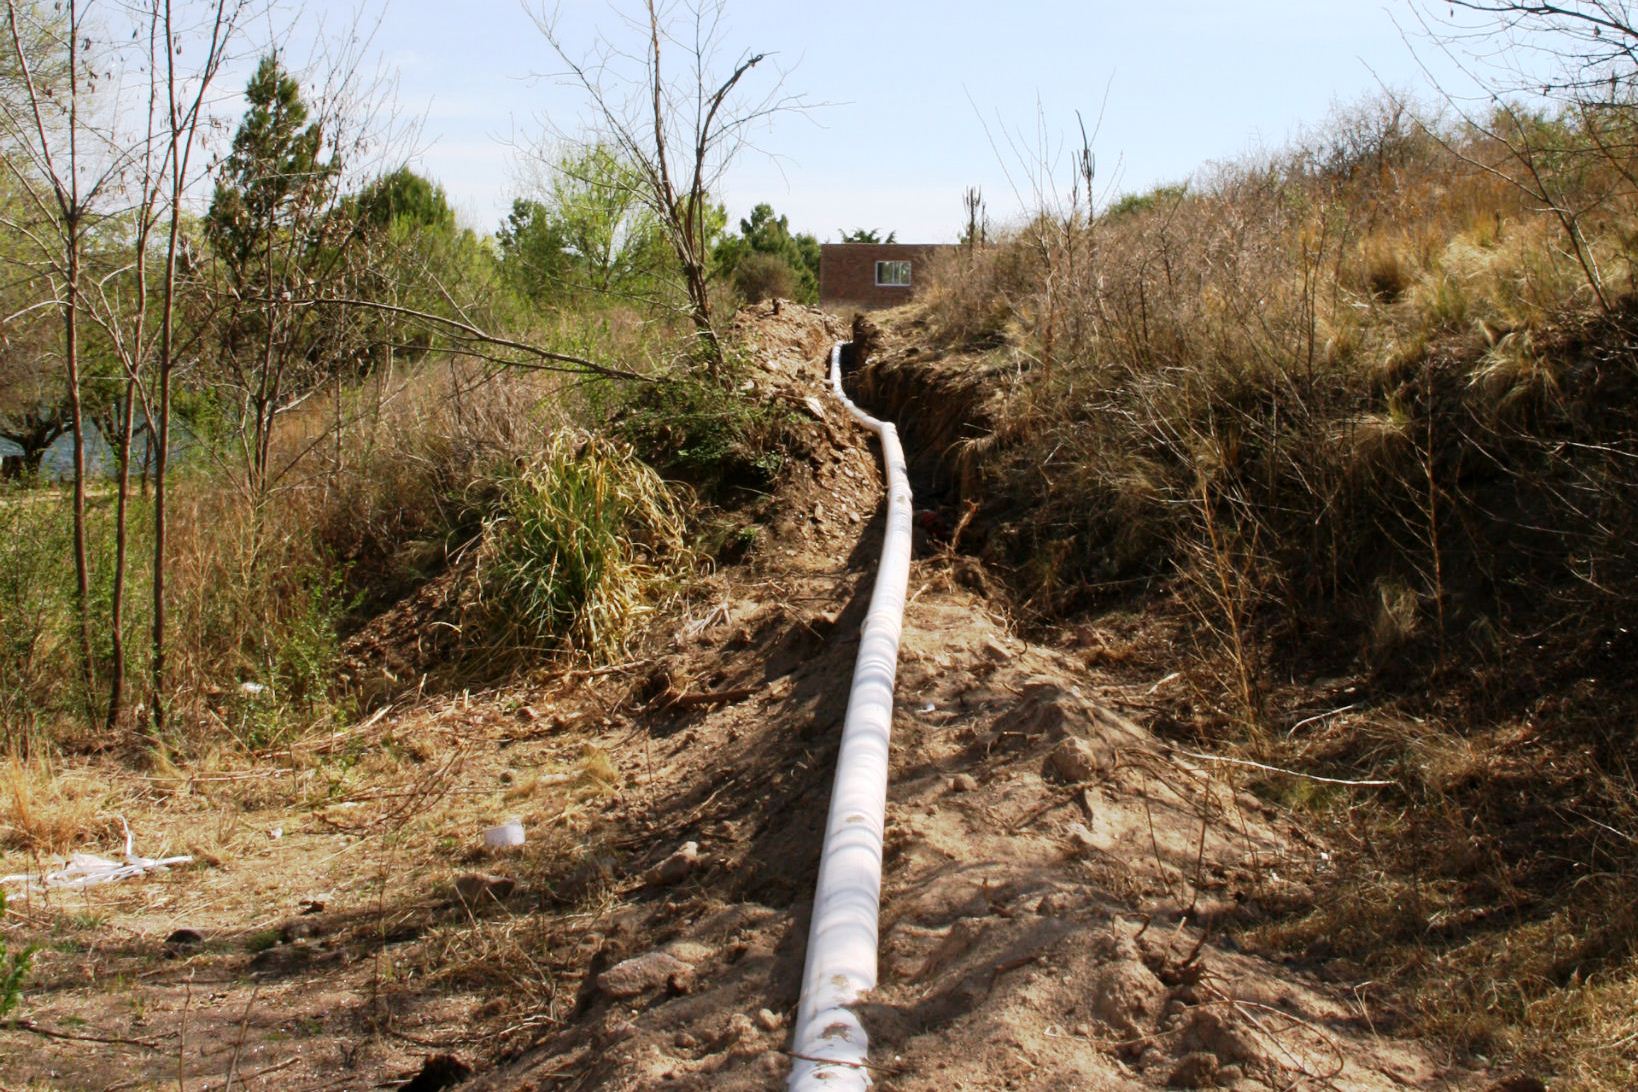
875 260 911 287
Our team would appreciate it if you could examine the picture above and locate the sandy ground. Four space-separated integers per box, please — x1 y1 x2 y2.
1 305 1494 1090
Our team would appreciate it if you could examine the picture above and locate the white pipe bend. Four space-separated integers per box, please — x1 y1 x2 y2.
787 342 914 1090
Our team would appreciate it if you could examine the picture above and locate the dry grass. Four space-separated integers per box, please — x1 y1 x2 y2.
1248 722 1638 1088
0 754 125 855
0 357 643 752
480 431 695 663
904 92 1638 1083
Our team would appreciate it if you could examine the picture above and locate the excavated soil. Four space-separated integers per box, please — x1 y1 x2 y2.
1 304 1498 1089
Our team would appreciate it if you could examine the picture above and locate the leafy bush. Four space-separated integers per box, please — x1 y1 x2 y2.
611 372 806 499
730 251 798 303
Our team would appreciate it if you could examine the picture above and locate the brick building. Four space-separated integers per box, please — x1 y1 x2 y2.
818 242 954 311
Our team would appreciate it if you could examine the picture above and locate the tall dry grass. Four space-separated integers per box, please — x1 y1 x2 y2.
481 431 693 663
914 95 1638 1082
921 97 1636 676
0 345 699 753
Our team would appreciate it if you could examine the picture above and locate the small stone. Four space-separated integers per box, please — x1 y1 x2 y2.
1180 1008 1259 1065
599 1015 637 1044
1045 737 1107 783
1065 820 1101 854
803 396 827 421
250 937 313 972
666 940 713 964
949 773 978 793
724 1012 756 1042
754 1007 782 1032
651 841 701 885
454 872 516 904
517 705 539 722
1166 1051 1220 1088
597 951 694 998
673 1030 699 1049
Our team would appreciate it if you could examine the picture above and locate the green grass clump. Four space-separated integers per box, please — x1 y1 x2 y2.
483 431 692 661
0 891 35 1019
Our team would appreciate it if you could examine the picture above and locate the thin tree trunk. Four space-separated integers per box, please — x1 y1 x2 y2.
106 2 167 734
55 0 98 721
151 232 177 732
106 381 137 731
151 0 208 733
152 44 180 730
63 220 96 718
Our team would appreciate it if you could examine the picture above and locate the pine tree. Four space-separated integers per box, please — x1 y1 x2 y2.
206 54 330 271
204 54 338 493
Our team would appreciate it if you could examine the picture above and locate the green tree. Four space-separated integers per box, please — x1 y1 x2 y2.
496 197 573 303
839 227 896 243
353 166 456 232
204 53 341 493
713 202 819 303
341 167 499 369
501 144 670 303
0 308 67 476
206 55 331 270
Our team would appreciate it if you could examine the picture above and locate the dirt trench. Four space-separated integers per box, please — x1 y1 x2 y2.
474 308 1481 1090
1 305 1496 1090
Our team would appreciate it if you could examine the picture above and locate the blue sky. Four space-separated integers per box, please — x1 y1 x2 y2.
274 1 1488 242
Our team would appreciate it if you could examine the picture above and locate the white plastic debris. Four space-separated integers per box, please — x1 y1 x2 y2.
0 818 192 892
483 817 526 849
238 681 267 696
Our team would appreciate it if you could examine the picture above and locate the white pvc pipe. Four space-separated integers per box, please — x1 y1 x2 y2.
788 342 914 1090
